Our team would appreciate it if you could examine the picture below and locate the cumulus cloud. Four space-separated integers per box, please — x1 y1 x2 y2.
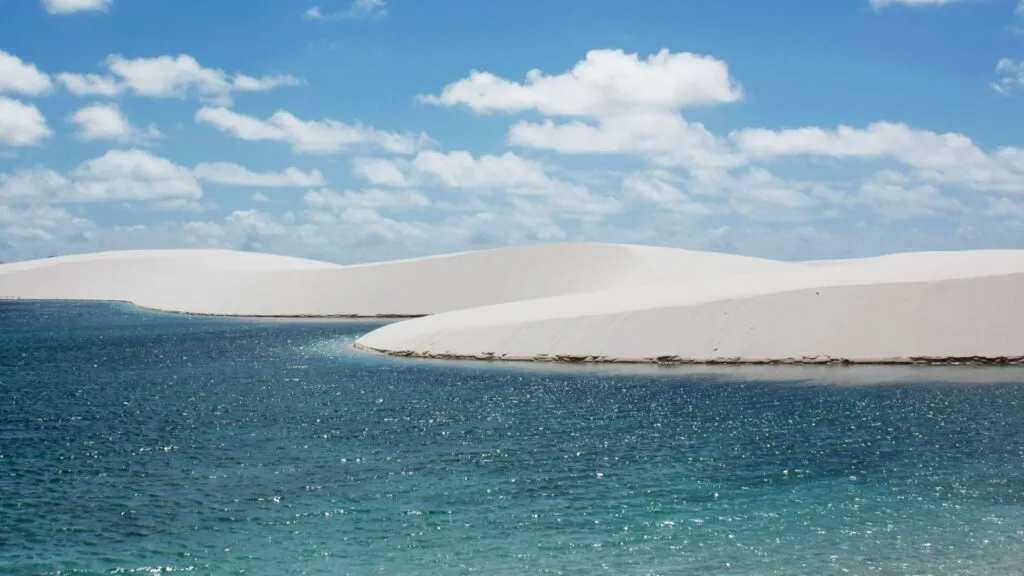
993 58 1024 96
301 189 426 242
422 47 1024 208
350 149 622 220
304 188 430 210
622 170 714 215
854 170 964 218
351 157 410 187
57 54 300 104
410 150 554 189
731 121 1024 194
4 40 1022 263
419 49 746 168
193 163 326 187
194 106 428 155
420 48 742 117
0 50 53 96
71 149 202 205
0 149 203 208
56 73 123 96
508 111 742 168
69 103 162 142
0 204 96 251
0 97 52 146
41 0 112 14
352 150 578 190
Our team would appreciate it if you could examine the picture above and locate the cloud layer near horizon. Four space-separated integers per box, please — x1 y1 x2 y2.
2 0 1024 263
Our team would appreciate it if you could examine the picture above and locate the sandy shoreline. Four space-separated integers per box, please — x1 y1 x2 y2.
352 341 1024 366
0 297 423 319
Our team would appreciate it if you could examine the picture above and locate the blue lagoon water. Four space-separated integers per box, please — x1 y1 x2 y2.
2 301 1023 575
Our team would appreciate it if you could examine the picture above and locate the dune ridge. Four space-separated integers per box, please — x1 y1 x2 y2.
0 243 790 317
2 243 1022 364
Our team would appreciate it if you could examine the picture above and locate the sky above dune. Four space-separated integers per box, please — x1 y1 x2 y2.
1 0 1024 263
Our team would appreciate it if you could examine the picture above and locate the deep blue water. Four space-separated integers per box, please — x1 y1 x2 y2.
2 302 1024 575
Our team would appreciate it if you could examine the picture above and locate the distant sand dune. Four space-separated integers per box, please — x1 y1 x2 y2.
0 244 790 317
3 243 1023 364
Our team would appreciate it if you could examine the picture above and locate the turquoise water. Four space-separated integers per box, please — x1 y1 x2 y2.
2 302 1023 575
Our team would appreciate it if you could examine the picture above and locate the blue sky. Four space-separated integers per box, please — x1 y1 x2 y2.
2 0 1024 263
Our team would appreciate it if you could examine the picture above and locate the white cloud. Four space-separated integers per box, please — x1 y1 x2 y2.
420 50 744 169
622 170 688 203
420 48 742 117
195 106 427 155
509 110 742 168
352 149 588 191
303 0 387 20
71 149 202 204
351 157 410 187
41 0 112 14
107 54 299 103
638 165 964 222
58 54 299 104
734 122 947 159
854 170 963 218
55 73 122 96
151 198 206 212
0 149 202 207
621 170 716 216
0 50 53 96
349 149 622 220
411 150 553 189
333 207 424 240
193 162 326 187
181 220 228 241
0 97 52 146
731 121 1024 193
304 188 430 210
0 204 95 251
6 40 1024 263
69 103 162 142
699 168 824 221
985 196 1024 220
224 209 288 236
301 198 426 241
231 74 301 92
172 212 363 256
993 58 1024 96
0 168 69 202
732 170 818 213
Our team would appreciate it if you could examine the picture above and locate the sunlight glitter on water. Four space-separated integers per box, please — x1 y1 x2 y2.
1 302 1023 575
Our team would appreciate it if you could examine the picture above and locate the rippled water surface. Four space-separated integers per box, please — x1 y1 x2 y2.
2 301 1024 575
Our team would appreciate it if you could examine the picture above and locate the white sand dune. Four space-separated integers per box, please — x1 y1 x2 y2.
3 243 1022 364
354 249 1024 364
0 243 790 317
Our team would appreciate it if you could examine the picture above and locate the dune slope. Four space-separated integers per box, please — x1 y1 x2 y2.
0 243 791 317
354 249 1024 364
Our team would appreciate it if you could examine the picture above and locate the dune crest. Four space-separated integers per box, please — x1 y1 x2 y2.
0 243 787 317
3 243 1023 364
